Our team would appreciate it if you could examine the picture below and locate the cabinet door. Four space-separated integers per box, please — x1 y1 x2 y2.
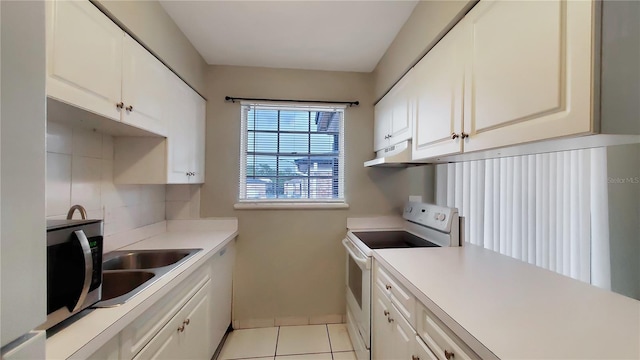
412 22 467 160
134 281 211 360
181 283 212 359
374 95 393 151
209 243 234 353
166 73 192 184
389 72 414 144
413 335 439 360
122 34 168 136
388 303 414 360
189 90 206 184
46 0 122 121
372 285 392 360
463 0 594 152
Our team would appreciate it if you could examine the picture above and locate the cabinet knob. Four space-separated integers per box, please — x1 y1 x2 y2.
444 350 454 359
178 324 185 333
116 102 124 109
411 356 420 360
383 310 389 316
450 133 459 140
183 318 190 325
387 317 394 323
461 132 469 139
385 284 392 290
125 105 133 112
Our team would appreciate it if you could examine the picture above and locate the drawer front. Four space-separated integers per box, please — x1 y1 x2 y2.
416 303 478 360
376 265 416 327
413 335 439 360
120 261 211 359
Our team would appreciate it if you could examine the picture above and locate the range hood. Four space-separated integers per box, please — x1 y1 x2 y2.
364 140 417 167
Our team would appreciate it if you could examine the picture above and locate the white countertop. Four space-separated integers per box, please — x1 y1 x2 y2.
46 219 238 359
374 245 640 359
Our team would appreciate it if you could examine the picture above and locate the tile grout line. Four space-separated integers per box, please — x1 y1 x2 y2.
325 324 335 360
274 326 281 358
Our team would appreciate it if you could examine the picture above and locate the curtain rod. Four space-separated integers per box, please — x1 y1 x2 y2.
224 96 359 107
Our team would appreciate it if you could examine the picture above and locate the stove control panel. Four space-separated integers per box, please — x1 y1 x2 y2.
403 202 458 233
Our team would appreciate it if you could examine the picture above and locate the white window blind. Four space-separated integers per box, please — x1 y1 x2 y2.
238 103 345 203
435 148 611 288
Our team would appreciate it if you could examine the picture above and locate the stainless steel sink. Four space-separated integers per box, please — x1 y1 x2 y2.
94 248 202 307
102 249 199 270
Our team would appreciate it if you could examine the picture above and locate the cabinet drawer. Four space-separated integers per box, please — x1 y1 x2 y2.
120 262 211 359
413 335 438 360
416 303 478 360
375 265 416 327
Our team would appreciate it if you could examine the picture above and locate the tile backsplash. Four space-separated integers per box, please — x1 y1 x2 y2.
46 121 166 236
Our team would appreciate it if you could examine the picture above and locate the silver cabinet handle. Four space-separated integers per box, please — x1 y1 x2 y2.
72 230 93 312
183 318 190 325
125 105 133 112
387 317 394 323
383 310 389 316
385 284 392 290
116 102 124 109
444 350 454 359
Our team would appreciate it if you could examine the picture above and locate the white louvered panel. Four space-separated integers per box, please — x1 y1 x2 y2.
526 155 536 265
558 152 580 276
512 158 522 258
482 159 494 250
549 153 558 272
578 150 591 283
434 148 609 286
491 159 500 252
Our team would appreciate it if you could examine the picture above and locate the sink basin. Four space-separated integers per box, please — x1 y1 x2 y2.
101 271 155 301
102 249 198 270
94 248 202 307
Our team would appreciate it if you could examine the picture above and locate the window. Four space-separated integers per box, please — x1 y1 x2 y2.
238 103 345 205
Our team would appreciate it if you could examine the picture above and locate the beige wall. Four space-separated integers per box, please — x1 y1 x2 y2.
201 65 432 324
373 0 475 100
93 0 207 95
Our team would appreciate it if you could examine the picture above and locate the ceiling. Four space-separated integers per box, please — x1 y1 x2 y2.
159 1 418 72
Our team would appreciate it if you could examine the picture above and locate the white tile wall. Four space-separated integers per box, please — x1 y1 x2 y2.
46 121 166 240
165 184 201 219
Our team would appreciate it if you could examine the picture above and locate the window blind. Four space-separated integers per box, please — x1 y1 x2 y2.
239 103 345 202
435 148 611 287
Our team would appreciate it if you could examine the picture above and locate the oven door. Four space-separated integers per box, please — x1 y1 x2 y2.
342 238 371 353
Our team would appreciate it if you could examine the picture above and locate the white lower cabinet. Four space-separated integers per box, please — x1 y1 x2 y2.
88 335 120 360
133 280 211 360
372 260 478 360
87 241 235 360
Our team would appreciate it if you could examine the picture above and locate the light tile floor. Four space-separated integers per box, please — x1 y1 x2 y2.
219 324 356 360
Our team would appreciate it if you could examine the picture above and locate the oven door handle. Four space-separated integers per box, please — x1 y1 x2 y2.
342 238 370 270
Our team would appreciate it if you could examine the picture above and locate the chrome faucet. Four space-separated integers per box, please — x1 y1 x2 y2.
66 204 88 220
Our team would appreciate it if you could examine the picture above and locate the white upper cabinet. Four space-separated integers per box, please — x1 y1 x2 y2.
374 70 415 151
122 34 168 136
46 0 123 121
46 0 169 137
167 72 206 184
462 0 593 152
412 21 468 160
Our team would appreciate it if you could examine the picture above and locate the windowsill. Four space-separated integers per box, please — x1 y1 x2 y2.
233 202 350 210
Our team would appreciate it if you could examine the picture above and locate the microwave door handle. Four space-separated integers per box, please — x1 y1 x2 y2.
342 238 370 269
72 230 93 312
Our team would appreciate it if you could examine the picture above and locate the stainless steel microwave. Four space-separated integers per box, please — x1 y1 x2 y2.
40 219 103 330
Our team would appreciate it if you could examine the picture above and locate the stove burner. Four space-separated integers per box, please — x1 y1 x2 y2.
351 231 439 249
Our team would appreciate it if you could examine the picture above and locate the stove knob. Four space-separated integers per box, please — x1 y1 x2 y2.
436 213 446 221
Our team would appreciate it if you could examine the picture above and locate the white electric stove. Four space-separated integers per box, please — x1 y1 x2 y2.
342 202 460 360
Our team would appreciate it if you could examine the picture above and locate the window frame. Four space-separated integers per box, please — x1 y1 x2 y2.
236 101 347 209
